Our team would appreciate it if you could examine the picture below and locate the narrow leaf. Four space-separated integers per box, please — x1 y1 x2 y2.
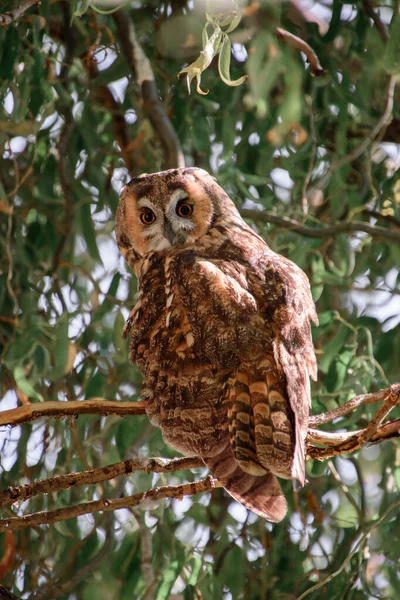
218 35 247 87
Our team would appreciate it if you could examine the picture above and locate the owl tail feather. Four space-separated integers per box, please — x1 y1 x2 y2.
203 444 287 522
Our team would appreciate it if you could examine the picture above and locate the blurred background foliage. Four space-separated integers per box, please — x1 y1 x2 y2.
0 0 400 598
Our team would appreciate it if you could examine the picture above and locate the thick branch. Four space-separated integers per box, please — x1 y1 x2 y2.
0 0 39 26
0 456 204 507
240 209 400 243
0 398 147 427
113 8 185 170
0 477 220 532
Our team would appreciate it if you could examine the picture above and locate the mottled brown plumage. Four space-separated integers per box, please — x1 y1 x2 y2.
116 167 318 522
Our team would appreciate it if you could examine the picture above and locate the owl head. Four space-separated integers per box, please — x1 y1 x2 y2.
116 167 240 268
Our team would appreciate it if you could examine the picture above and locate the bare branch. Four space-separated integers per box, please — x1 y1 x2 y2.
307 419 400 461
0 456 204 507
0 398 147 428
0 477 220 532
309 385 400 426
113 8 185 170
275 27 326 76
240 209 400 243
358 386 400 445
0 0 39 26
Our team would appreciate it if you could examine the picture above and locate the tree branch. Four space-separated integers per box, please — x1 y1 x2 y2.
0 0 39 26
0 398 147 427
275 27 326 76
361 0 389 44
0 477 220 532
309 384 400 426
0 385 398 529
240 209 400 243
0 456 204 508
112 8 185 170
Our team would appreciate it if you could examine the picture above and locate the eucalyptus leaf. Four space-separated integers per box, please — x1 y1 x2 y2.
218 35 247 87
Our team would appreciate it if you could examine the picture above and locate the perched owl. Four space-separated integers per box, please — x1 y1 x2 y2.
116 167 318 522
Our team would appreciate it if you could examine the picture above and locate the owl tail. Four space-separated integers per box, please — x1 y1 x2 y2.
203 443 287 522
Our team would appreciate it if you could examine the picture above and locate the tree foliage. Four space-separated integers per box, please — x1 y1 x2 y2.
0 0 399 598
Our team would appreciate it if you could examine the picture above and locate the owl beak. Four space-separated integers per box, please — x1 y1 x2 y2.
164 222 175 245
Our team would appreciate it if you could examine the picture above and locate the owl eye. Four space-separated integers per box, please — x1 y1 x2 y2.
140 210 156 225
176 201 193 218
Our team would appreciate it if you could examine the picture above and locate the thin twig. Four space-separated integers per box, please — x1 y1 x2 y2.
357 386 400 445
0 0 39 26
301 95 317 215
335 76 396 169
241 209 400 243
113 8 185 170
296 499 400 600
309 75 397 195
327 460 363 521
275 27 326 76
0 456 204 507
0 477 220 532
309 385 400 426
361 0 389 43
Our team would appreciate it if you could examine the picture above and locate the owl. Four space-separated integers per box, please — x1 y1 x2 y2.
116 167 318 522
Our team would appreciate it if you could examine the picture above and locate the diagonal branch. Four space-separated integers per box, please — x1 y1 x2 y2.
275 27 326 76
0 456 204 508
0 0 39 26
0 477 220 532
361 0 389 44
309 384 400 426
113 8 185 170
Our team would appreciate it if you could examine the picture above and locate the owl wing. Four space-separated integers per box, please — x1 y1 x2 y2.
172 249 317 488
250 252 318 486
172 251 289 521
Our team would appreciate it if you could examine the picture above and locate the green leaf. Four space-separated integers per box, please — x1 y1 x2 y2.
218 35 247 87
0 25 19 80
324 342 356 393
319 323 350 373
33 344 50 378
218 546 244 598
50 317 70 381
384 14 400 73
92 272 121 322
316 310 337 328
223 12 243 34
156 559 182 600
113 310 128 359
79 201 102 263
85 370 106 399
13 366 43 401
188 557 202 585
72 0 91 18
